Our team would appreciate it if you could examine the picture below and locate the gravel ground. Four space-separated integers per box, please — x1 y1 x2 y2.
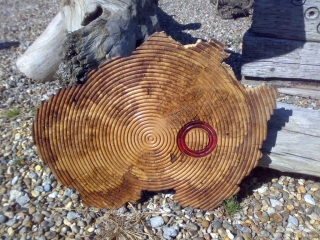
1 0 320 239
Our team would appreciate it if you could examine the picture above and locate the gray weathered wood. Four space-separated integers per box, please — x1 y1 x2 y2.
60 0 160 84
251 0 320 42
241 32 320 81
277 88 320 100
258 102 320 177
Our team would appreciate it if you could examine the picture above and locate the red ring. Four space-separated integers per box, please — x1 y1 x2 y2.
177 121 217 158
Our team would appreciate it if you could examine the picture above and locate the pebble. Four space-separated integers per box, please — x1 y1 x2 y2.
201 220 210 228
34 214 45 223
0 214 8 224
16 194 30 206
304 194 316 205
44 184 51 192
288 215 299 226
270 199 283 207
67 211 79 221
150 216 164 228
163 226 179 239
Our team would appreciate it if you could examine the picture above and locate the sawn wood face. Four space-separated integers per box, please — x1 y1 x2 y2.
33 32 278 209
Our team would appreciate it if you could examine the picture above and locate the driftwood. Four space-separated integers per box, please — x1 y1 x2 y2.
32 33 278 209
16 0 159 82
259 102 320 177
241 0 320 81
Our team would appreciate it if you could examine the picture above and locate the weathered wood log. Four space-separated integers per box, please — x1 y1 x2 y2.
259 102 320 177
61 0 160 84
241 0 320 81
16 0 160 83
16 12 66 82
242 32 320 81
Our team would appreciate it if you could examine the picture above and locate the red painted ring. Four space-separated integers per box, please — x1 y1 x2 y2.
177 121 218 158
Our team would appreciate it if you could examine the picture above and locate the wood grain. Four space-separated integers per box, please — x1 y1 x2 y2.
251 0 320 42
241 32 320 81
33 32 278 209
259 102 320 177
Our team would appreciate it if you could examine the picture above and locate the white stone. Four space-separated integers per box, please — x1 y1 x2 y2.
270 199 283 207
288 215 298 226
9 190 22 202
226 229 234 239
255 186 268 194
150 216 164 228
304 194 316 205
163 226 179 239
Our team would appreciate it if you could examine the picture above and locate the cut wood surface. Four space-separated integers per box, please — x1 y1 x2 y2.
259 102 320 177
241 32 320 81
32 33 278 210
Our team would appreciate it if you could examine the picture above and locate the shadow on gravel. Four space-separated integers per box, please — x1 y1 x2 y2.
156 7 202 45
224 50 243 80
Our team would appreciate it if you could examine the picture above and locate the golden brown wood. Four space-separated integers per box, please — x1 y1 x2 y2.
33 32 278 210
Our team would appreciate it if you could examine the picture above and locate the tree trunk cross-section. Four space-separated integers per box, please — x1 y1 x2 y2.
33 33 278 210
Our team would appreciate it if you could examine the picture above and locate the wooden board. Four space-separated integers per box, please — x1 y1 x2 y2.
241 32 320 81
251 0 320 42
258 102 320 177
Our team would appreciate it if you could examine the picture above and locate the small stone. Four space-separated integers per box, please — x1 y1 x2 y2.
297 185 306 194
288 215 298 226
242 232 252 240
267 207 275 215
270 199 283 207
273 232 283 239
29 206 36 215
183 222 198 231
309 231 319 238
286 204 294 211
31 190 40 198
34 214 45 223
309 212 319 220
63 218 72 227
163 215 169 223
201 220 210 228
71 224 80 233
14 133 21 140
304 194 316 205
7 227 15 237
35 165 42 171
0 214 8 224
163 226 179 239
271 212 283 223
11 175 19 185
226 229 234 239
150 216 164 228
16 194 30 206
6 218 17 227
257 186 268 194
87 227 95 233
67 211 79 221
218 228 227 238
213 221 222 229
276 226 285 233
44 184 51 192
48 191 58 198
65 201 73 209
260 230 270 237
